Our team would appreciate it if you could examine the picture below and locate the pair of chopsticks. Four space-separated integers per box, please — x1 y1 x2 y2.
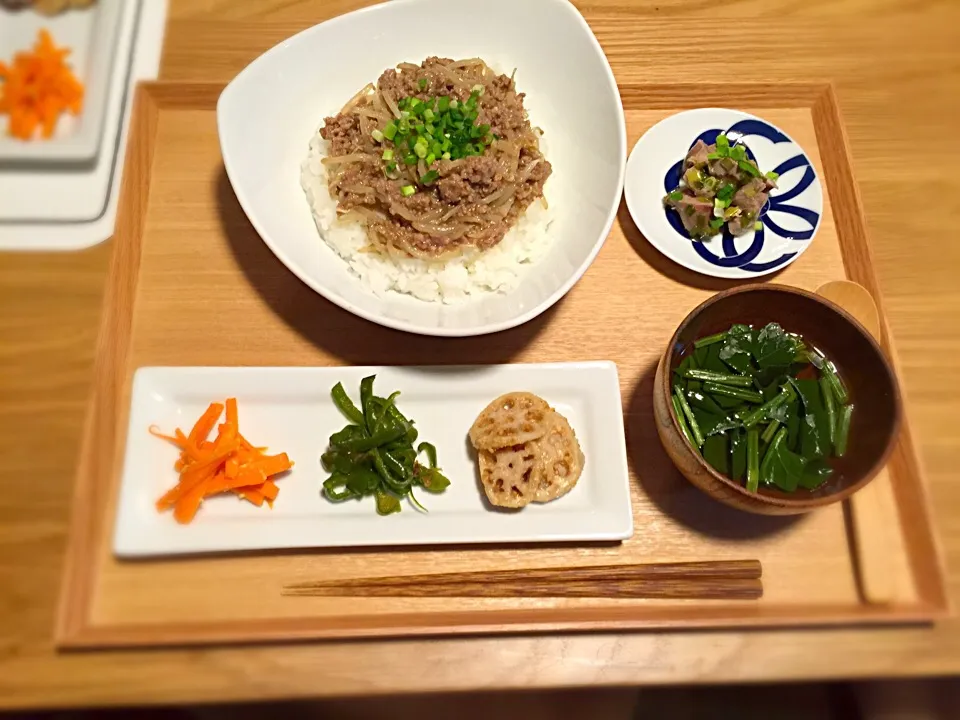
283 560 762 600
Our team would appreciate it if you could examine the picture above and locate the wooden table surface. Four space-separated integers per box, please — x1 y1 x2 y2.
1 0 959 709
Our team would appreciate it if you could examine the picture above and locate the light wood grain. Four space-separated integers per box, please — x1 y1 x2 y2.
2 0 960 708
53 81 937 648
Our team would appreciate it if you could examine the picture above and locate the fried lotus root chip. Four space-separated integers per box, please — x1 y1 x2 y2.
533 412 585 503
468 392 552 451
477 443 540 508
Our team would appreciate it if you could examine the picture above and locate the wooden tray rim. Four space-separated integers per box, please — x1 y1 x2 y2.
55 81 949 650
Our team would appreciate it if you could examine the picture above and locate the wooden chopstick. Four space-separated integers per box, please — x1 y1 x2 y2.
283 560 762 600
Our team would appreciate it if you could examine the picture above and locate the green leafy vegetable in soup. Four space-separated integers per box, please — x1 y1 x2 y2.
322 376 451 515
671 322 854 494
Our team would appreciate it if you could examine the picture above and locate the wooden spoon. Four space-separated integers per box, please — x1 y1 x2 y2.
816 280 898 604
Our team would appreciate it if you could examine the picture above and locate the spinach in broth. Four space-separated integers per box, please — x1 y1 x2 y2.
671 322 854 493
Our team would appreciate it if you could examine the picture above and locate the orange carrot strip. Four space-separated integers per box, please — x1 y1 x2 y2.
259 480 280 502
174 470 222 524
235 487 265 507
187 402 224 445
253 452 293 477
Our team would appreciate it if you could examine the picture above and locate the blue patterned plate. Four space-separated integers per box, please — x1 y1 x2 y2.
624 109 823 279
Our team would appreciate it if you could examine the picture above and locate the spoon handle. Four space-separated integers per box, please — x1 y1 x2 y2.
816 280 896 605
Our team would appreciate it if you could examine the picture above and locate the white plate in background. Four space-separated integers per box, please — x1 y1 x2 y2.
0 0 122 164
0 0 138 224
113 363 634 557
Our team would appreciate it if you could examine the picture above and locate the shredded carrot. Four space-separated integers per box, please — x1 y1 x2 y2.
151 399 293 524
0 29 85 141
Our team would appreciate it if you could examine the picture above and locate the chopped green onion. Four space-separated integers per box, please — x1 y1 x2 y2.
421 170 440 185
423 108 435 122
418 78 427 90
414 144 427 159
437 96 450 111
471 84 484 94
371 129 384 143
409 98 421 109
754 221 763 231
400 185 415 197
425 152 436 166
765 171 779 181
716 134 730 150
716 183 736 202
382 149 394 161
668 191 684 202
449 99 458 109
382 122 398 141
385 161 397 173
730 145 747 161
441 152 451 160
709 218 725 230
403 154 417 166
738 159 761 177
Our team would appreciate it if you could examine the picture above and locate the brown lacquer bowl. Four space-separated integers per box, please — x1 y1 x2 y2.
653 284 902 515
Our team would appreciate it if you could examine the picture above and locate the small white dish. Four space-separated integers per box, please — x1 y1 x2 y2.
625 109 823 279
0 0 140 225
113 363 634 558
0 0 122 164
218 0 626 337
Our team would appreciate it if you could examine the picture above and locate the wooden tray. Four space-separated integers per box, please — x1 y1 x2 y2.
56 82 948 648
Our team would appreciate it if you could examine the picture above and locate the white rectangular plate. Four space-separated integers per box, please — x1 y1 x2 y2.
113 363 634 557
0 0 122 164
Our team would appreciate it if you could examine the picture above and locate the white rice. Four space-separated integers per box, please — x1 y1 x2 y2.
299 132 555 304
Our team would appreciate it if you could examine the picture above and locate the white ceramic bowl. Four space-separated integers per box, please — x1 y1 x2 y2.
218 0 626 337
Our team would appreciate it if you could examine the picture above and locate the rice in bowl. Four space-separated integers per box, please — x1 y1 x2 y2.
300 133 554 304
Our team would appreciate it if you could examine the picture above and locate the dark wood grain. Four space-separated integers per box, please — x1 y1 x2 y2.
284 560 763 600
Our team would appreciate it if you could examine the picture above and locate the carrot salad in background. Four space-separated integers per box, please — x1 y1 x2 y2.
0 29 84 140
150 399 294 524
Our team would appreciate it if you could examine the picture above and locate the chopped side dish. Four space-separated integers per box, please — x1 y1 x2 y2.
664 133 779 240
0 29 84 140
321 376 451 515
150 399 293 524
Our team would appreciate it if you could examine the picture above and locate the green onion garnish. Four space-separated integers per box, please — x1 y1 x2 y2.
382 149 394 161
730 145 747 161
386 161 397 172
421 170 440 185
371 129 384 143
716 134 730 150
425 152 436 166
710 217 725 230
738 159 761 177
754 221 763 231
403 154 417 166
437 96 450 112
765 171 779 181
400 185 416 197
418 78 427 90
382 122 397 141
409 98 421 109
668 190 684 202
423 109 435 122
441 151 451 160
